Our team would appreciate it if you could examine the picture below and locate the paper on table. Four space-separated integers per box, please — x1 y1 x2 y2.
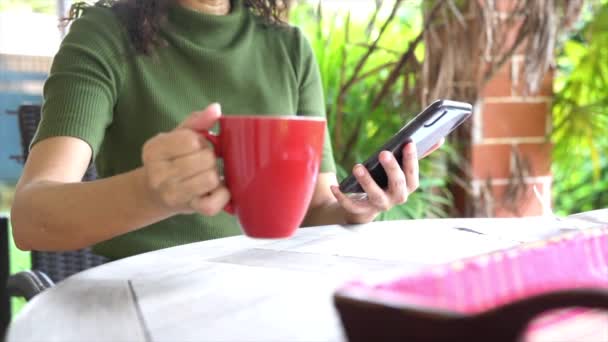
450 216 602 243
460 188 606 243
290 223 519 265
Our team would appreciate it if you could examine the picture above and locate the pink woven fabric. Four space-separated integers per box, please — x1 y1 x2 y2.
341 228 608 315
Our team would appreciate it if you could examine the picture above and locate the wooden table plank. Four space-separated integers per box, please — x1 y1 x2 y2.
6 211 608 342
6 278 147 342
131 262 348 342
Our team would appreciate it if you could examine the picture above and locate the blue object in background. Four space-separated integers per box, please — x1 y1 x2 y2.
0 62 49 183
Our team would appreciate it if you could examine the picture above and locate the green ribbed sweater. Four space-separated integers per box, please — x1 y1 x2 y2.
32 0 336 259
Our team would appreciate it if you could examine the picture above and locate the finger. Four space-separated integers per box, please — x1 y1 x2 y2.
421 137 445 158
179 169 221 198
145 159 174 190
191 186 231 217
401 143 419 193
142 129 205 162
330 186 369 214
353 164 391 211
379 151 408 204
158 170 221 208
178 102 222 131
170 148 217 181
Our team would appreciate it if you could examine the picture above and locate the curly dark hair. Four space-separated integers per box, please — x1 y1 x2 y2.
66 0 291 55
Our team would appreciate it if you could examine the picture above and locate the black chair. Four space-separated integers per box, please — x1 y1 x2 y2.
1 216 11 338
6 104 108 301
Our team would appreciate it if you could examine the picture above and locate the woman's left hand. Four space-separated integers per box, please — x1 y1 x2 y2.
330 138 444 224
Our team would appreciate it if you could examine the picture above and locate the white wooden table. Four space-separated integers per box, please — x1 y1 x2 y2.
7 210 608 342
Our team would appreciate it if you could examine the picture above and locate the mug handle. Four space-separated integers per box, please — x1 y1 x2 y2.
200 130 235 215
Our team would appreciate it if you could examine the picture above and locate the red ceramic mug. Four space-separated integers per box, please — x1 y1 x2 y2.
201 115 326 238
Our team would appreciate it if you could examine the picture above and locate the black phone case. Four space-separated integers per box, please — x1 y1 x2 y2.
339 99 472 194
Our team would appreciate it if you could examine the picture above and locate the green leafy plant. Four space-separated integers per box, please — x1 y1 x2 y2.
552 0 608 215
290 0 456 219
0 182 15 213
0 0 55 14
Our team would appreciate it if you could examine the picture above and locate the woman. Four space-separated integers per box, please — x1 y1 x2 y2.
10 0 442 260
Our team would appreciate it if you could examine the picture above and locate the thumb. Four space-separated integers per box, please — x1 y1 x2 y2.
178 103 222 131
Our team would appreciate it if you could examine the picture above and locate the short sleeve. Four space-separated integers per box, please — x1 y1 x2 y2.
32 6 127 160
293 27 336 173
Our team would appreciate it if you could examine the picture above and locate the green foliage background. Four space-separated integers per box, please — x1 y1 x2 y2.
0 0 55 13
290 0 455 220
551 0 608 215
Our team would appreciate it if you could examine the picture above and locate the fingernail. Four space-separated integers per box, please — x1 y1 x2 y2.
412 145 419 158
354 165 365 177
406 143 416 154
380 151 391 162
210 102 222 114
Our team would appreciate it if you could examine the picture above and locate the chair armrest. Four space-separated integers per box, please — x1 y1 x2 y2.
6 270 55 301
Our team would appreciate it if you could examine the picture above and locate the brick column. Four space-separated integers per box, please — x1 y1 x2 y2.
472 55 553 217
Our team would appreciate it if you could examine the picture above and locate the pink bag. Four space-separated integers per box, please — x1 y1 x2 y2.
334 228 608 342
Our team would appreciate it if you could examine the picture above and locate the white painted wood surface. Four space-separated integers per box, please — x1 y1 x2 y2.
7 211 608 342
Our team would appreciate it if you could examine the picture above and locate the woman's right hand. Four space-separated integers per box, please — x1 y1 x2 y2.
141 103 230 216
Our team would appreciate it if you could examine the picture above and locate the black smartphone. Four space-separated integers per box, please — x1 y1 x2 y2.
339 99 473 193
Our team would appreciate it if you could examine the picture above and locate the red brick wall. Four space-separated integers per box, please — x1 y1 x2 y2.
472 55 553 217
